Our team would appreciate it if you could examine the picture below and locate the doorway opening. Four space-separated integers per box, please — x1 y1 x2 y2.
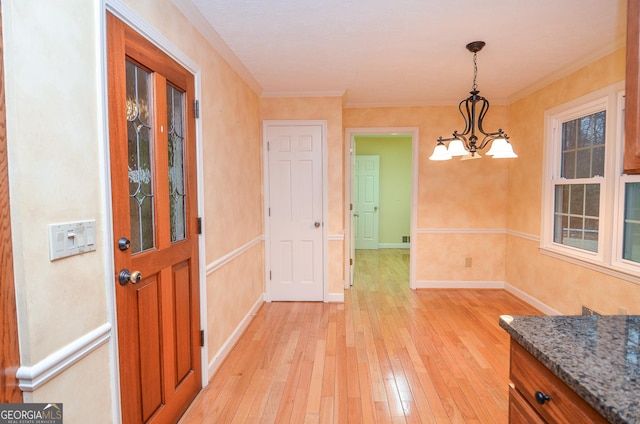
344 128 418 289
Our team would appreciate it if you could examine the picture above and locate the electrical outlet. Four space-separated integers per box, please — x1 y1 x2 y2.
464 257 472 267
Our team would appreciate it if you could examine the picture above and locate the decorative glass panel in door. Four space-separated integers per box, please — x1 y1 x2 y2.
126 60 155 254
167 84 186 243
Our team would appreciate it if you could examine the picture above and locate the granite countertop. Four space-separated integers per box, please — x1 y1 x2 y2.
499 315 640 424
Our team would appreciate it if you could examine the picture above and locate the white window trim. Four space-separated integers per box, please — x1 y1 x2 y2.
540 81 640 284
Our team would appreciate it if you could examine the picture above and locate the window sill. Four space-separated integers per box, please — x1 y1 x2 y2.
539 246 640 286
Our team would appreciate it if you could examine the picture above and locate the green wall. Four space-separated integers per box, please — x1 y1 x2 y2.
355 135 412 245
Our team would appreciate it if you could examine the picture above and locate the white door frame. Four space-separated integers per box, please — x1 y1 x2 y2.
263 120 329 302
102 2 208 422
344 127 418 289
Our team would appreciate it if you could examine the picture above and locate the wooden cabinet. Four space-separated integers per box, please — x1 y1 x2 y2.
625 0 640 173
508 341 608 424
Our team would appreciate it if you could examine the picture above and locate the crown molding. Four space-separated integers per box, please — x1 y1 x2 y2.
171 0 262 95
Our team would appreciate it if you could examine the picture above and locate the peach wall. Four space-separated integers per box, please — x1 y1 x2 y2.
506 47 640 314
260 97 345 295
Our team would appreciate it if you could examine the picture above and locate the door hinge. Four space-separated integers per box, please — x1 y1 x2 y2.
267 141 270 151
268 207 271 217
350 203 353 211
197 217 202 235
194 100 200 119
269 271 272 280
200 329 205 347
350 258 353 265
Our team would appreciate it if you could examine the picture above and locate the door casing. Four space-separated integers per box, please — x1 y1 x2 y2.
344 128 419 289
263 120 329 302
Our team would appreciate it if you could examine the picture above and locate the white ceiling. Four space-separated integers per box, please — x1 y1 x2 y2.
175 0 627 107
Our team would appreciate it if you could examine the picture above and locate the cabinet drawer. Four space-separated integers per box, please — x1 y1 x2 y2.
509 384 545 424
510 342 607 424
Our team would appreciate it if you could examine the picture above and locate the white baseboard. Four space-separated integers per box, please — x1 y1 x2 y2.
415 280 505 289
378 243 410 248
504 283 561 315
414 280 560 316
326 292 344 303
207 294 264 381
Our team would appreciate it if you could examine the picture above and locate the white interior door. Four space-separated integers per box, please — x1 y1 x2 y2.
354 155 379 250
350 136 356 285
266 123 324 301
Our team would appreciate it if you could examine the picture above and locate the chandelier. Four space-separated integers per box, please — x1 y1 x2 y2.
429 41 517 160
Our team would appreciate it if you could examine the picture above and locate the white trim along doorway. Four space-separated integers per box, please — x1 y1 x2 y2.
344 127 418 290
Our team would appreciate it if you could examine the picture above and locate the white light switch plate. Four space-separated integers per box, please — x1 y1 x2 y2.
49 220 97 261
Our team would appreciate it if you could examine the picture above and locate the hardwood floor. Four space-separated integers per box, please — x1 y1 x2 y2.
179 249 541 423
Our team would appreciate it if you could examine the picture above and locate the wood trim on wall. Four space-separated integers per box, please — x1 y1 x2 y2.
0 0 23 404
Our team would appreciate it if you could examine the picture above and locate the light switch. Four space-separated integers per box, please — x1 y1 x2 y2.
49 220 97 261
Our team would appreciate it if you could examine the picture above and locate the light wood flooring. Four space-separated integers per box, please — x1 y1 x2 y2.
179 249 541 423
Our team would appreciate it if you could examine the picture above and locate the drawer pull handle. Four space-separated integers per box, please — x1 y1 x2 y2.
535 391 551 405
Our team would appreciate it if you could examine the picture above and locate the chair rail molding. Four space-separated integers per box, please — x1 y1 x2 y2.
16 323 111 392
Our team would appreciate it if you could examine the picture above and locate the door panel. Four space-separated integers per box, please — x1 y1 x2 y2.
355 155 379 249
267 124 324 301
107 13 200 423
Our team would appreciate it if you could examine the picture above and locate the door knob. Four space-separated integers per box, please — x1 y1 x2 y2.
119 269 143 286
353 213 359 217
314 222 321 228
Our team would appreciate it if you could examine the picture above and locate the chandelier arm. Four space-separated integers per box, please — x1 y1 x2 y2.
458 97 474 138
437 133 468 144
475 94 493 137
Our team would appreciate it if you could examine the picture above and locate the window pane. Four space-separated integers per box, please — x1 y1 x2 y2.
569 185 584 215
594 111 606 145
623 182 640 262
585 184 600 217
578 115 594 147
563 120 576 150
167 84 187 243
126 61 155 254
576 149 591 178
562 151 576 179
592 146 605 177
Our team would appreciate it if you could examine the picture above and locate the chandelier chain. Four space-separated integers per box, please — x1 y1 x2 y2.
472 52 478 92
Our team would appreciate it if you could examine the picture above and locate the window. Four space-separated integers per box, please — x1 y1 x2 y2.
553 110 605 253
623 182 640 262
542 82 640 281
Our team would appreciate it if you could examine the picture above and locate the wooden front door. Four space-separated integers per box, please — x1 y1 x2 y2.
0 0 22 404
107 13 201 423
